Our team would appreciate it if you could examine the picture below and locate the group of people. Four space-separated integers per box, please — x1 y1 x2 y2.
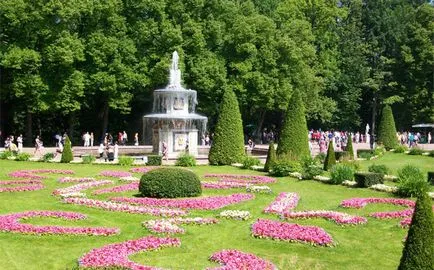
397 131 432 147
3 134 23 153
97 131 139 162
201 133 212 146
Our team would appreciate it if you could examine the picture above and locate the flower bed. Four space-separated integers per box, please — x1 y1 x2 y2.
0 180 44 193
201 181 248 189
204 174 276 184
370 209 414 219
53 180 113 196
208 249 277 270
8 169 74 179
59 192 87 198
129 167 159 173
110 193 255 210
219 210 251 220
119 176 140 182
99 170 132 178
246 185 272 193
0 211 119 236
283 211 367 225
79 236 181 269
92 182 139 195
340 198 415 209
63 198 187 217
251 218 333 246
263 192 299 215
143 217 219 234
342 180 357 187
58 177 96 183
368 184 398 193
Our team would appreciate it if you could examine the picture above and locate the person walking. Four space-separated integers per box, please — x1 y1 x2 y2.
90 132 94 147
122 131 128 145
134 133 139 146
17 134 23 153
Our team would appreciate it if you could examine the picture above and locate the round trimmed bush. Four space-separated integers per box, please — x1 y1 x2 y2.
139 168 202 198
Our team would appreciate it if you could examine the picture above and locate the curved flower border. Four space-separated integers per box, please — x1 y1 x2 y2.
0 180 44 193
283 210 367 225
110 193 255 210
58 177 96 183
263 192 299 215
208 249 277 270
251 218 333 246
99 170 132 178
79 236 181 269
143 217 219 234
9 169 74 179
0 211 119 236
53 180 113 196
92 182 138 195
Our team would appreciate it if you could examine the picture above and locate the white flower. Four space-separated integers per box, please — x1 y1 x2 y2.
219 210 251 220
246 185 272 193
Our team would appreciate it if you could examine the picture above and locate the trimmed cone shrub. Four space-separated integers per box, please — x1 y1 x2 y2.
209 89 245 165
264 141 277 172
377 105 398 150
323 141 336 171
139 168 202 198
398 192 434 270
61 136 73 163
276 90 309 159
346 137 354 160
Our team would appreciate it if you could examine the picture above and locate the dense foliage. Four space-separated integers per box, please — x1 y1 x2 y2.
324 141 336 171
118 156 134 166
175 153 196 167
269 160 302 177
139 168 202 198
60 136 73 163
146 155 162 166
209 89 245 165
276 91 309 159
397 165 429 197
346 138 354 160
1 1 432 145
398 192 434 270
354 172 384 187
242 156 261 169
377 105 398 150
368 164 389 176
330 164 355 185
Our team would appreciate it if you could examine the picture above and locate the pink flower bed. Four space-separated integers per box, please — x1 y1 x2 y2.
143 217 219 234
129 167 159 173
204 174 276 184
8 169 74 179
263 192 299 215
208 249 277 270
53 180 113 196
251 218 333 246
400 218 411 228
92 182 139 195
370 209 414 219
340 198 415 209
79 236 181 269
99 170 132 178
201 181 248 189
110 193 255 210
58 177 96 183
0 180 44 193
63 198 187 217
0 211 119 236
283 211 367 225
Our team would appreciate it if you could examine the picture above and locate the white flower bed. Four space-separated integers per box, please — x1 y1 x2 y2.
119 176 140 182
288 172 302 179
219 210 251 220
428 192 434 200
59 192 87 198
313 175 331 182
246 185 272 193
368 184 397 193
342 180 357 187
383 175 398 181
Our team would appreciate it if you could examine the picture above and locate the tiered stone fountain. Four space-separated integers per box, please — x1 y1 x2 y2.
143 51 207 157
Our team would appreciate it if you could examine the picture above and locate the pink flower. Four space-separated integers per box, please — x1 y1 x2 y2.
93 182 139 195
251 218 333 246
0 211 119 236
8 169 74 179
263 192 299 215
208 249 277 270
110 193 255 210
53 180 113 196
283 210 367 225
63 198 187 217
79 236 181 269
99 170 132 178
143 217 219 234
58 177 96 183
204 174 276 184
129 167 159 173
0 180 44 193
340 198 415 209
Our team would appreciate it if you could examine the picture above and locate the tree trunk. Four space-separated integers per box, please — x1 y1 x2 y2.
371 95 377 135
68 112 76 145
255 110 266 143
101 101 109 138
25 111 33 147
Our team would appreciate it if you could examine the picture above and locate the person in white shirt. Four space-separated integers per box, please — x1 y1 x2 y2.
17 134 23 153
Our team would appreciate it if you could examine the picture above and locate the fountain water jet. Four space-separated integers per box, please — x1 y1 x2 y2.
143 52 208 157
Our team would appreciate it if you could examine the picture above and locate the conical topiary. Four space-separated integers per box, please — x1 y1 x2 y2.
324 140 336 171
398 192 434 270
209 89 246 165
276 90 309 160
377 105 398 150
346 136 354 160
61 136 73 163
264 141 277 172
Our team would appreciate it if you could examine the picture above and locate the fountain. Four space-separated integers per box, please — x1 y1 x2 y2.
143 51 208 157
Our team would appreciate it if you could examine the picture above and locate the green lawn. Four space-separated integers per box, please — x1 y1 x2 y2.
359 152 434 175
0 155 432 270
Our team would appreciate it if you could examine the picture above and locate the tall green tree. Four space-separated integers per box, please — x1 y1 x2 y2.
276 90 309 159
209 88 245 165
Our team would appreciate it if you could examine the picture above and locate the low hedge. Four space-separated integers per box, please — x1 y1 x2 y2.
146 155 162 166
368 164 389 176
139 168 202 198
15 153 30 161
269 160 302 177
354 172 384 187
335 151 349 161
175 153 196 167
82 155 96 164
357 149 375 159
428 172 434 185
119 156 134 166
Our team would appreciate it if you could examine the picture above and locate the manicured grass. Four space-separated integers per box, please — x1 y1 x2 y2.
360 152 434 175
0 158 432 270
